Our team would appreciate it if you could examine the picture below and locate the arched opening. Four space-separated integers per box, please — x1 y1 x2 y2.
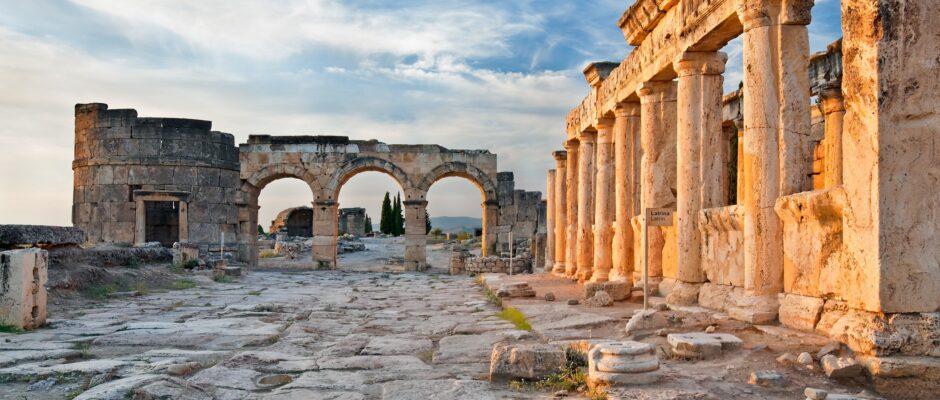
425 176 487 269
335 170 408 271
255 177 316 268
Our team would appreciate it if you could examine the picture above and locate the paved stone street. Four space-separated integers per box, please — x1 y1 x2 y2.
1 264 539 399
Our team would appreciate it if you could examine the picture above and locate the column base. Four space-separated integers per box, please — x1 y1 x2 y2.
665 281 703 307
552 262 566 276
632 272 662 295
726 290 779 324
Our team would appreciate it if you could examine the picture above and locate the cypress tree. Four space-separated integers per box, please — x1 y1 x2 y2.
380 192 392 234
425 210 432 234
364 213 372 234
392 193 403 236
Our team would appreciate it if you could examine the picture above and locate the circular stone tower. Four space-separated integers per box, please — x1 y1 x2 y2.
72 103 240 256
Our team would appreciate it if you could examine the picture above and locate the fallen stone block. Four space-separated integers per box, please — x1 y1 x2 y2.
585 281 631 301
798 352 814 365
821 354 863 378
496 282 535 298
778 293 825 332
805 387 828 400
587 341 661 388
224 266 242 277
777 352 798 365
665 281 702 306
489 343 566 381
544 292 556 301
586 291 613 307
0 225 84 247
0 248 47 329
666 332 742 360
747 370 788 387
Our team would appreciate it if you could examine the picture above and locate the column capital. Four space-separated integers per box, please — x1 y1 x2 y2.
596 118 615 144
578 130 597 144
563 138 580 151
637 81 677 104
614 101 641 117
737 0 813 31
673 51 727 77
552 150 568 161
817 82 845 114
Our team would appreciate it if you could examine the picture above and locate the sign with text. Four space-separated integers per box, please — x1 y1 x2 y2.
645 208 674 227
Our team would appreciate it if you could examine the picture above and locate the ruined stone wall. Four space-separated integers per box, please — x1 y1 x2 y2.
73 104 240 256
268 207 313 238
338 208 366 236
495 172 542 256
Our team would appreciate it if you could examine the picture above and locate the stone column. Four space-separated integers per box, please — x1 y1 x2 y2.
545 169 557 271
819 83 844 187
576 132 596 282
403 199 428 271
736 0 813 321
592 119 616 282
672 51 727 303
311 200 338 269
841 0 940 313
564 140 580 277
735 117 745 205
612 102 640 283
636 81 678 289
482 200 498 256
552 151 568 275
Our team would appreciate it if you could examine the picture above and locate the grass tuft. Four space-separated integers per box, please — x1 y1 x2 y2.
212 272 234 283
0 324 22 334
497 307 532 331
259 250 280 259
170 279 197 290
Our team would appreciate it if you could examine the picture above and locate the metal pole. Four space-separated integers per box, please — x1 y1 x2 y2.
643 210 649 311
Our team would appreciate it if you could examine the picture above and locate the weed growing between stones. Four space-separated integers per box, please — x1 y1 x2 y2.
247 290 262 296
475 275 503 308
509 347 607 398
171 279 197 290
259 250 280 259
0 324 22 333
497 307 532 331
213 272 234 283
127 257 143 269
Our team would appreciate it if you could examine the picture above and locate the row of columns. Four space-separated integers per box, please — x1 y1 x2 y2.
544 0 846 314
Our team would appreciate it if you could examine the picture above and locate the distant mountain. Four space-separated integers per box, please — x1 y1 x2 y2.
430 216 482 234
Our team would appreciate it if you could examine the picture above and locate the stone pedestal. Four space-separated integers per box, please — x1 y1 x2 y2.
552 151 568 275
592 119 616 282
0 248 47 330
587 341 661 388
612 103 639 283
576 132 596 282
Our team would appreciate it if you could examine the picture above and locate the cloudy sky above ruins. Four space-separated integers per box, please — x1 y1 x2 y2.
0 0 842 226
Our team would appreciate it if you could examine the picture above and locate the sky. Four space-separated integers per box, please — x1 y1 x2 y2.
0 0 843 228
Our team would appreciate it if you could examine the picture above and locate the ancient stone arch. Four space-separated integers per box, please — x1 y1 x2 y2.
237 135 500 270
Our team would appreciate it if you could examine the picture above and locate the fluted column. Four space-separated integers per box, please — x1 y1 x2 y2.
736 0 813 321
673 51 727 297
552 151 568 275
576 132 596 282
636 81 678 289
612 102 640 283
545 169 556 271
819 83 844 187
591 119 616 282
564 140 580 277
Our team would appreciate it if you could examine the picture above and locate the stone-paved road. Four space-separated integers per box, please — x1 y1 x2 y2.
0 270 540 399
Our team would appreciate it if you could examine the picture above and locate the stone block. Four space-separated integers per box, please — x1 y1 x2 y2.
747 370 788 387
726 288 779 324
586 291 614 307
666 332 741 360
496 282 535 298
587 341 661 388
0 248 48 329
820 355 863 378
697 282 733 311
489 343 566 381
778 293 825 332
665 281 702 306
0 225 85 247
584 281 632 301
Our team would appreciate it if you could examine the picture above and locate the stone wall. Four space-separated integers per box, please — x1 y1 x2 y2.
495 172 542 256
449 251 531 275
72 103 240 257
338 207 366 236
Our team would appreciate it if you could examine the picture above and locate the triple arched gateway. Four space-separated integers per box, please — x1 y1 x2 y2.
238 135 500 270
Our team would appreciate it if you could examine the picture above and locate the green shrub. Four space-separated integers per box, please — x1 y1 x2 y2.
497 307 532 331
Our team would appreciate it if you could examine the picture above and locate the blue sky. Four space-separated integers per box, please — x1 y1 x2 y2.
0 0 842 226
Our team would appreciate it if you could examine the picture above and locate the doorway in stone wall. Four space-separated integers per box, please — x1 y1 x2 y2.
144 201 179 247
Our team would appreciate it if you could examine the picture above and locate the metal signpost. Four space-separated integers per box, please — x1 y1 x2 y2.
643 208 674 310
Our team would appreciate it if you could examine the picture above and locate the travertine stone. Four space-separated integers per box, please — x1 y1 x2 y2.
564 140 580 277
0 225 84 247
612 102 639 284
587 341 661 388
552 151 568 275
674 51 727 286
585 281 632 302
0 248 47 330
311 201 338 269
775 188 846 298
592 118 616 282
737 0 813 303
818 83 844 188
667 332 741 360
403 200 428 271
576 132 596 281
699 205 744 287
637 81 678 288
778 293 825 332
545 169 556 271
489 343 566 381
